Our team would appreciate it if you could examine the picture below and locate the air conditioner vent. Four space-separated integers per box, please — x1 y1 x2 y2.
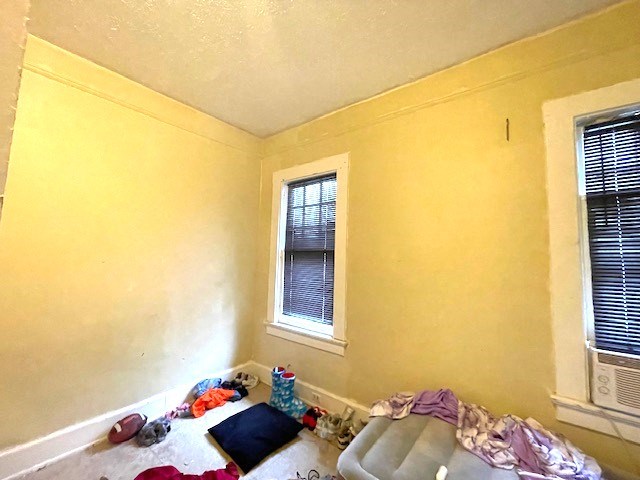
615 369 640 409
598 352 640 370
591 349 640 416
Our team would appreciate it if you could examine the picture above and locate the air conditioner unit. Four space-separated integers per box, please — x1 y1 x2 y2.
590 348 640 417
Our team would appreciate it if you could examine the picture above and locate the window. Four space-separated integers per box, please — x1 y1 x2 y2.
582 116 640 356
282 174 336 334
544 78 640 443
266 153 348 355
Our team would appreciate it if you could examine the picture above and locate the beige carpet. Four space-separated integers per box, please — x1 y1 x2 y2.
18 384 341 480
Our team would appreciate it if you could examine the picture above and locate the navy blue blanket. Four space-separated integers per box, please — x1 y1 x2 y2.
208 402 303 473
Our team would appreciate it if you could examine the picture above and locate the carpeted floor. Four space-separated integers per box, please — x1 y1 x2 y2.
18 384 341 480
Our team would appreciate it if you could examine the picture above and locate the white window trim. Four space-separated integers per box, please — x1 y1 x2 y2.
543 78 640 442
265 153 349 356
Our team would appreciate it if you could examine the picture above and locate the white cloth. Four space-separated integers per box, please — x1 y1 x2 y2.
370 392 415 420
457 403 601 480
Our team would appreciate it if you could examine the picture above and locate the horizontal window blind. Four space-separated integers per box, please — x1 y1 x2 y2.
282 173 336 325
584 116 640 355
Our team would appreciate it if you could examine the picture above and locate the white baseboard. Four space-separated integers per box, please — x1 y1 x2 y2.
0 362 252 480
8 360 636 480
0 360 371 480
245 361 370 421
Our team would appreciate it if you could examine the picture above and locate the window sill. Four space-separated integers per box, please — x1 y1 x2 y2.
551 394 640 444
264 322 347 356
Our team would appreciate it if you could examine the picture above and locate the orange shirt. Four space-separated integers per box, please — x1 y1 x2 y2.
191 388 237 418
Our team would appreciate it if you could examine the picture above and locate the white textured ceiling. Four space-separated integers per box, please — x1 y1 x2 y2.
28 0 621 137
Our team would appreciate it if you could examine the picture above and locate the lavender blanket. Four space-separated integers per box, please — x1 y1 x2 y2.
411 388 458 425
370 389 601 479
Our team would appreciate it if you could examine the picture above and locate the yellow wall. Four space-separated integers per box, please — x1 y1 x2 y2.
0 0 29 200
3 0 640 472
0 36 261 449
252 0 640 471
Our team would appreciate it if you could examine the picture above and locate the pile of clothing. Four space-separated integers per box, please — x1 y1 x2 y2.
111 372 259 448
187 372 258 418
371 389 601 480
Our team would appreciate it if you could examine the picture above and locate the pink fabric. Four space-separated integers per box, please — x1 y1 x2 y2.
133 463 239 480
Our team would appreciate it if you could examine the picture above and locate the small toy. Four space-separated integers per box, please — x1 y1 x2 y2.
108 413 147 444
